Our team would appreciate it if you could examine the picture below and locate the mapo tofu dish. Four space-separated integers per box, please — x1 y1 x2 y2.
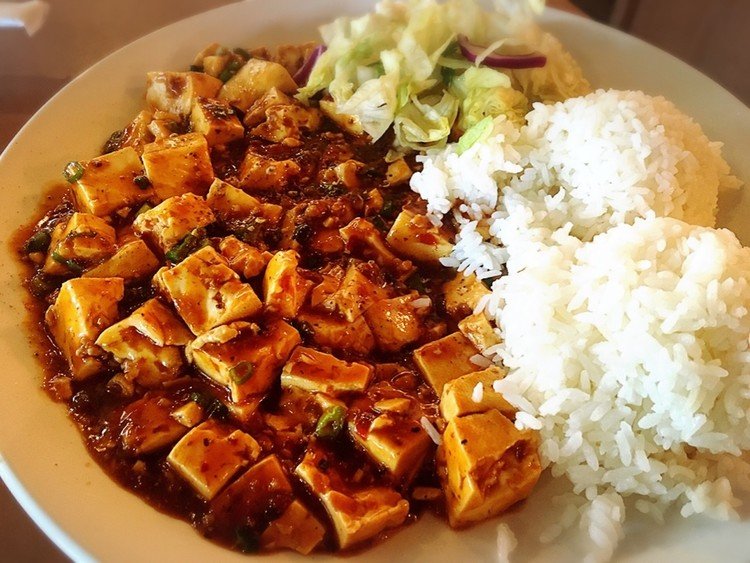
16 42 541 554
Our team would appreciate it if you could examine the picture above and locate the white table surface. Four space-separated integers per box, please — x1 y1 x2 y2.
0 0 582 560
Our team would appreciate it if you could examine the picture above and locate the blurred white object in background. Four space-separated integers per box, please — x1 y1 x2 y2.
0 0 49 36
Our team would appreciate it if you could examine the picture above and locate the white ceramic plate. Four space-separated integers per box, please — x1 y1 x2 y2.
0 2 748 562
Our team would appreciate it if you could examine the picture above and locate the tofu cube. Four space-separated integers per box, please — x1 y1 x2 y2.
349 413 432 481
219 58 297 111
70 146 153 217
43 212 116 276
209 455 294 540
281 346 372 394
458 312 501 351
190 97 245 146
439 366 515 421
260 500 325 555
386 210 453 263
385 158 412 187
340 218 414 280
156 246 262 335
206 178 283 223
171 401 204 428
364 294 428 352
186 320 301 402
244 87 294 127
443 272 491 318
119 395 188 455
96 298 192 388
167 419 261 500
263 250 312 317
297 311 375 355
108 110 154 155
45 277 124 380
295 447 409 549
83 239 160 281
413 332 479 394
133 193 215 253
238 150 300 191
251 103 322 143
441 410 541 528
146 71 222 116
325 263 391 322
219 236 271 279
142 133 215 200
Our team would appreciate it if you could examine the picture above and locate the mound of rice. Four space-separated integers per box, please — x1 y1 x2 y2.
410 88 749 560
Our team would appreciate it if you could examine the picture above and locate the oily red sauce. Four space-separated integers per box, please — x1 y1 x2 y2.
13 107 458 555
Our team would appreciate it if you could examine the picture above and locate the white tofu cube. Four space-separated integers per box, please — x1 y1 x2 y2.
120 395 188 455
146 71 222 116
443 272 491 318
250 103 322 143
281 346 372 394
340 218 414 280
167 419 261 500
186 320 301 402
83 239 160 281
260 500 325 555
413 332 479 394
296 311 375 356
440 366 515 422
219 59 297 111
458 312 501 351
218 236 271 279
96 298 192 388
190 97 245 146
170 401 204 428
295 447 409 549
206 178 283 222
238 150 300 191
386 210 454 263
142 133 215 200
324 263 391 322
43 212 116 276
364 294 428 352
45 277 124 380
70 146 153 217
156 246 263 335
263 250 312 317
133 193 215 253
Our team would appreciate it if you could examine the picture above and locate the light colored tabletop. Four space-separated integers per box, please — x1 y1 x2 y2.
0 1 582 561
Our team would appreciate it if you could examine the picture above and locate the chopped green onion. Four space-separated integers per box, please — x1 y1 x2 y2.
51 251 83 275
380 199 397 219
28 274 56 297
24 230 51 254
63 161 84 183
315 405 347 439
234 526 259 553
165 232 205 263
218 59 244 83
405 272 426 293
205 398 229 420
189 64 203 72
440 66 456 86
371 215 388 232
229 361 255 385
232 47 251 60
135 203 152 217
133 175 151 190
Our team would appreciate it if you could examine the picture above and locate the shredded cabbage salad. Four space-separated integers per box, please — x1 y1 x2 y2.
298 0 589 151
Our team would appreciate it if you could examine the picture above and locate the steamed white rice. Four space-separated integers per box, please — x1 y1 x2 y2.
410 88 749 560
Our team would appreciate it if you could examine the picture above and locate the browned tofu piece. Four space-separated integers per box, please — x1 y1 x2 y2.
243 87 295 127
146 71 222 115
297 311 375 355
190 97 245 146
83 239 160 281
458 312 501 351
45 277 124 380
43 212 116 276
167 419 261 500
96 298 192 388
70 146 153 217
324 262 391 322
209 455 295 542
349 412 432 481
443 272 491 318
142 133 215 200
238 149 300 191
133 193 215 253
386 210 454 263
219 236 271 279
186 320 301 402
340 218 414 279
260 499 325 555
156 246 262 335
385 158 412 187
413 332 478 394
206 178 283 223
120 395 188 455
263 250 313 318
295 447 409 549
439 366 515 421
441 410 541 528
251 103 322 143
364 294 429 352
281 346 372 394
219 58 297 111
